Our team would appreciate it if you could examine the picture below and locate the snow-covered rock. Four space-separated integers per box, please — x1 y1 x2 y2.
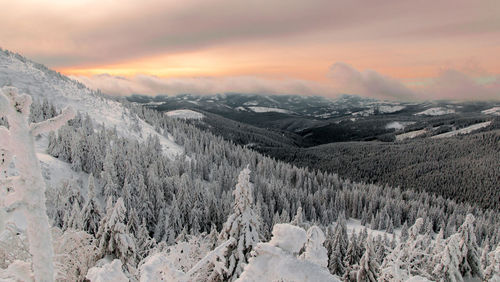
165 109 204 120
86 259 129 282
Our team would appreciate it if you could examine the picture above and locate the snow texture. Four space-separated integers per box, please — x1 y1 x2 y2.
86 259 128 282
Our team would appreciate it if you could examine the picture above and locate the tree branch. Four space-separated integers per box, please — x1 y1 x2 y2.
30 106 75 136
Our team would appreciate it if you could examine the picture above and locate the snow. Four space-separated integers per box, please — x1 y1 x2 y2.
378 105 406 113
139 253 186 282
415 107 455 116
405 275 432 282
0 50 183 159
431 121 492 139
396 129 428 141
237 224 339 282
0 260 33 281
248 106 292 114
86 259 128 282
481 107 500 116
165 109 204 120
269 224 307 254
386 121 415 131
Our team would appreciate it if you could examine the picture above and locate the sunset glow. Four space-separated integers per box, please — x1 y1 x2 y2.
1 0 499 99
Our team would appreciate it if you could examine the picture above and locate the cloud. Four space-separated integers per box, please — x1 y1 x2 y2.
1 0 498 67
328 62 417 100
73 64 500 101
72 74 333 97
420 69 500 100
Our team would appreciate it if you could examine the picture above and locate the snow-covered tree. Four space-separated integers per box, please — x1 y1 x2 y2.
52 228 99 281
484 243 500 281
357 237 379 282
300 226 328 268
96 197 137 269
432 234 462 282
455 214 483 280
0 86 74 281
80 174 102 235
217 166 260 281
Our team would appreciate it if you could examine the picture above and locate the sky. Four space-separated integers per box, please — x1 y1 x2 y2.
1 0 499 100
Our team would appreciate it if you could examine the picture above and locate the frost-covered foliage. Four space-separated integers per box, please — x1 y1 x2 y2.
237 224 339 282
484 243 500 281
217 167 260 281
0 86 74 281
52 228 100 281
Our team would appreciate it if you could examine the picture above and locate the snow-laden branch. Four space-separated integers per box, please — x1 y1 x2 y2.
185 238 236 278
30 106 76 136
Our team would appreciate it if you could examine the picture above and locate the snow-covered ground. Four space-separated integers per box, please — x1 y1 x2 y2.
482 107 500 116
395 129 428 141
415 107 455 116
378 105 406 113
165 109 204 120
248 106 292 114
385 121 415 130
431 121 492 139
0 50 183 159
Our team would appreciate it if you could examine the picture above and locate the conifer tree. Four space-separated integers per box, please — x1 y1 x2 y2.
217 166 260 281
357 237 379 282
80 173 102 235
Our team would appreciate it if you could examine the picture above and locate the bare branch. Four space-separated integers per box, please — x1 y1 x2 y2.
30 106 76 136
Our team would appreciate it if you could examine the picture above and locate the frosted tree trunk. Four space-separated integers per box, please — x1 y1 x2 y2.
0 87 74 282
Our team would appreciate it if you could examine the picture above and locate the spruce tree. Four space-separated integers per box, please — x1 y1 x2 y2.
217 166 260 281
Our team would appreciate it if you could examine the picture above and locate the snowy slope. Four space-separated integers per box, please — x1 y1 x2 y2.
431 121 492 139
482 107 500 116
415 107 455 116
0 50 183 159
166 109 204 120
248 106 292 114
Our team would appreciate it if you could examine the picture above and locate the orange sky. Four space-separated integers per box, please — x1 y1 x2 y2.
1 0 499 99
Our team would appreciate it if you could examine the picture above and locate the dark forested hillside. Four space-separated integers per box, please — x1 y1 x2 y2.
260 130 500 209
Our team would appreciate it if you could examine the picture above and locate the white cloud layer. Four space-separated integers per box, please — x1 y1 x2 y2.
73 63 500 101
